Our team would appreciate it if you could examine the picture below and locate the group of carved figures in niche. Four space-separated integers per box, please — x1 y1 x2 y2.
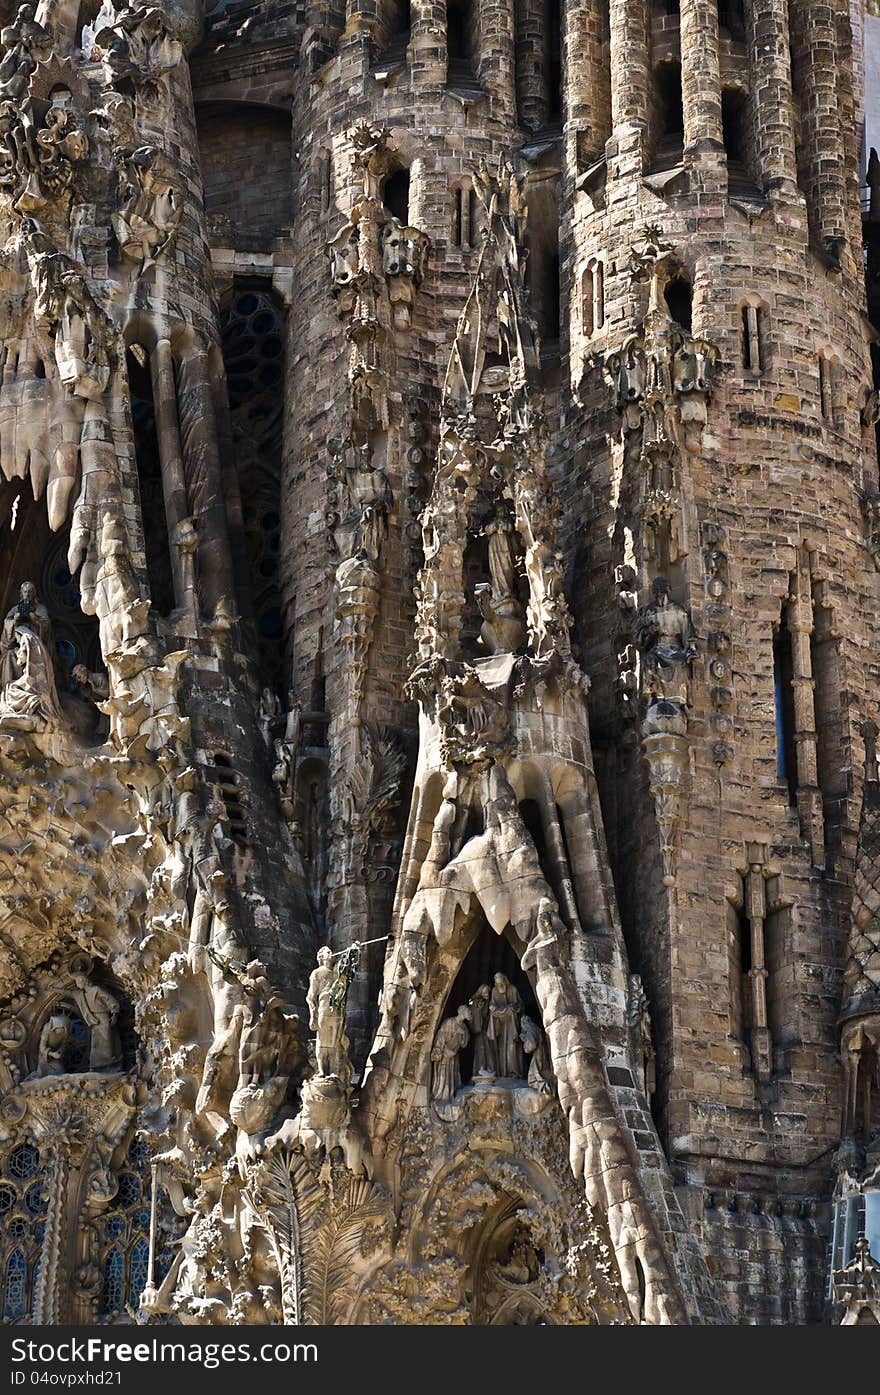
431 973 553 1102
0 578 106 738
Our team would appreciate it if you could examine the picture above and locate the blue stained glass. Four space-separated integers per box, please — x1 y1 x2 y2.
116 1173 141 1208
7 1146 38 1181
105 1214 126 1241
130 1140 150 1169
63 1013 90 1073
7 1216 26 1241
101 1248 124 1315
4 1248 26 1321
128 1238 149 1307
33 1222 45 1245
0 1185 16 1214
25 1182 45 1216
134 1208 150 1230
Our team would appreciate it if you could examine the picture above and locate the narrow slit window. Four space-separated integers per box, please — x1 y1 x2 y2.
773 625 797 805
741 302 764 373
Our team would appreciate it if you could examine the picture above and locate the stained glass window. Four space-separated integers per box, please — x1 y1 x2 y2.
0 1143 42 1323
100 1247 124 1316
4 1249 26 1321
128 1238 150 1308
96 1137 176 1322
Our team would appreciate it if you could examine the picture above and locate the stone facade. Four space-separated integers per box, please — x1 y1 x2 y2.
0 0 876 1328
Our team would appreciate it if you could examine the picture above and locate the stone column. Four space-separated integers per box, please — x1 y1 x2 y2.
786 550 825 867
746 0 798 194
564 0 611 164
679 0 724 177
410 0 446 86
477 0 517 125
744 854 772 1083
609 0 649 170
150 338 190 613
788 0 847 256
345 0 380 39
174 341 237 617
516 0 547 131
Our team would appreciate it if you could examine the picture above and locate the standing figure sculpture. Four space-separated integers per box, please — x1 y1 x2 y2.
468 983 496 1076
307 946 351 1082
430 1005 471 1102
635 576 697 711
69 968 120 1070
0 582 65 725
487 973 524 1078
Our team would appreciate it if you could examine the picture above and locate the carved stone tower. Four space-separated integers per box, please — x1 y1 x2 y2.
0 0 876 1328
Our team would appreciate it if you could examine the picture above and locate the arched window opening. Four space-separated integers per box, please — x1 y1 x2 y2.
582 259 604 338
440 917 543 1088
447 0 478 86
717 0 745 41
664 276 692 332
382 168 410 224
219 285 285 698
741 301 765 373
126 348 175 618
97 1139 176 1319
773 624 797 806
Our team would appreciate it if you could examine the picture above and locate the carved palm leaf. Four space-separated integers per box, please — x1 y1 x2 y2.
245 1150 323 1325
301 1177 388 1326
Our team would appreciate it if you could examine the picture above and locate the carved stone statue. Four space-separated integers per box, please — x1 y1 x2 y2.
35 1013 69 1076
430 1005 470 1102
0 5 51 101
307 946 350 1081
519 1015 553 1094
468 983 495 1075
69 968 120 1070
0 581 64 726
635 576 697 711
487 973 524 1078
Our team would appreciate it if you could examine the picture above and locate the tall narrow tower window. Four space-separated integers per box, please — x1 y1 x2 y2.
653 61 684 165
664 276 692 332
717 0 745 41
318 149 332 212
722 88 747 164
383 168 410 223
453 183 478 247
545 0 562 123
126 347 175 618
447 0 477 85
741 301 765 373
582 266 594 337
773 624 797 805
582 259 604 337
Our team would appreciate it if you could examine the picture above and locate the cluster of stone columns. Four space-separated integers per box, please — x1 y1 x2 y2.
597 0 850 239
145 336 237 620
